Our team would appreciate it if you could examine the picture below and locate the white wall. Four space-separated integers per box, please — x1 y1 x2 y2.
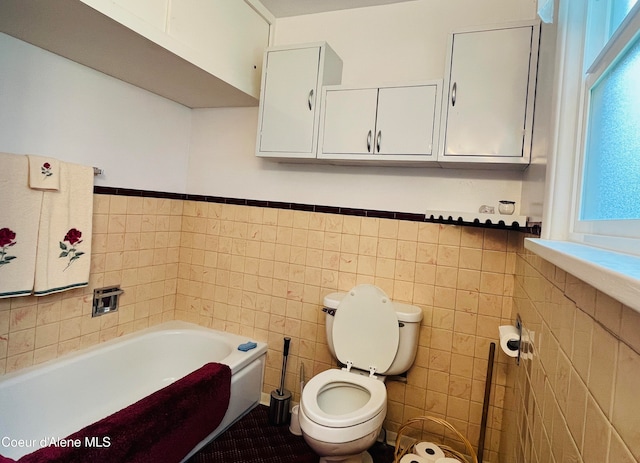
188 106 524 214
0 0 542 214
0 33 191 193
187 0 538 215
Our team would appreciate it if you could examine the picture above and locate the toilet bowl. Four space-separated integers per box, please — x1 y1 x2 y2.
299 284 422 463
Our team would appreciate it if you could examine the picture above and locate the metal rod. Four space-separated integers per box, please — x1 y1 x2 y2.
477 342 496 463
277 337 291 396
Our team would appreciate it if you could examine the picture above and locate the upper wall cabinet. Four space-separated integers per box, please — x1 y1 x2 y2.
318 82 441 165
256 43 343 160
438 21 540 169
0 0 270 108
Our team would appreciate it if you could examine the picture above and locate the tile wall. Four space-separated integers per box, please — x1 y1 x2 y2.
0 195 180 374
501 239 640 462
174 200 520 463
1 193 556 463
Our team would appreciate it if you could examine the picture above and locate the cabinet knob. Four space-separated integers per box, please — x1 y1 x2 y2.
367 130 372 152
451 82 457 107
308 89 314 110
376 130 382 153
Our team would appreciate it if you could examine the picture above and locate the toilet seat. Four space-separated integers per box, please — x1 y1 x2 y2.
301 369 386 429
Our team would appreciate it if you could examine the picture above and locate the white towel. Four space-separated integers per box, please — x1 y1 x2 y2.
33 161 93 296
27 154 60 190
0 153 43 298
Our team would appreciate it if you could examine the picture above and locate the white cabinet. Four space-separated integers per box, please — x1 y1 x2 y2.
318 83 441 164
0 0 270 108
256 43 343 159
438 21 540 168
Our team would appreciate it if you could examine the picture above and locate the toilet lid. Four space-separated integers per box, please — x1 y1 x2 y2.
333 284 399 375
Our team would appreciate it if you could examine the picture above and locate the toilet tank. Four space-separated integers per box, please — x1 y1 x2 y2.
322 292 422 376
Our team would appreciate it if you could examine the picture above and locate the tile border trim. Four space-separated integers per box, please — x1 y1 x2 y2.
94 186 536 233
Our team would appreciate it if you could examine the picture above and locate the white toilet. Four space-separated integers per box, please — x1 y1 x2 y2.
299 284 423 463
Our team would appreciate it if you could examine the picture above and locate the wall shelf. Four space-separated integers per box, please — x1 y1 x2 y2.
425 210 529 229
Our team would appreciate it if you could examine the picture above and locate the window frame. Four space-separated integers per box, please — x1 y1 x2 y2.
570 0 640 255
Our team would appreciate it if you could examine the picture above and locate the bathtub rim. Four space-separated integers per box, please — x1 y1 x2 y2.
0 320 267 385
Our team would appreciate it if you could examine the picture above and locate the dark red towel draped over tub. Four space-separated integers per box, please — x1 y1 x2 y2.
1 362 232 463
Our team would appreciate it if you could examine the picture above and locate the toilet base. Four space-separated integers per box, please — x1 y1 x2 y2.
319 450 373 463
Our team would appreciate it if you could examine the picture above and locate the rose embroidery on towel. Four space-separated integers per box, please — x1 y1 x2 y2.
60 228 85 271
41 162 53 177
0 228 17 267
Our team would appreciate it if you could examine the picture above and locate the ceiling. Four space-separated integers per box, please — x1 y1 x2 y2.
257 0 420 18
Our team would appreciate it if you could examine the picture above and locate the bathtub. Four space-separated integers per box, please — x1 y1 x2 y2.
0 321 267 461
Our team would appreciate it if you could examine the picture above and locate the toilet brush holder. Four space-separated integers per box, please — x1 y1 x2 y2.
269 337 292 425
268 389 291 425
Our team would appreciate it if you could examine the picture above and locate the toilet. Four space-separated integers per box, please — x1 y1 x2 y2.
299 284 423 463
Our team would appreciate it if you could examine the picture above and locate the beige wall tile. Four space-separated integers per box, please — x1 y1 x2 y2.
583 395 611 463
459 247 483 270
9 305 37 332
16 196 640 463
502 245 639 463
482 250 507 273
620 305 640 354
565 369 587 447
7 328 35 356
483 229 508 251
609 429 637 463
613 343 640 460
460 228 484 249
572 309 593 383
378 219 399 239
417 223 439 243
588 323 617 416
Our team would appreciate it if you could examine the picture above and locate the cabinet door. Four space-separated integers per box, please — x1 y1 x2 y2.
442 26 534 158
376 85 436 155
258 47 321 155
321 88 378 155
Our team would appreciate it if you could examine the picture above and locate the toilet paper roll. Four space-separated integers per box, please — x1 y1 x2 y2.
400 453 430 463
289 404 301 436
499 324 520 358
435 458 462 463
414 441 445 462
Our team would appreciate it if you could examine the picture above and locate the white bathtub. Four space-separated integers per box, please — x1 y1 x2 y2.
0 321 267 461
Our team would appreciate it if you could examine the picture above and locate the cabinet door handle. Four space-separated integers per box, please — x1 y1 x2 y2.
376 130 382 153
451 82 457 107
308 89 314 110
367 130 372 152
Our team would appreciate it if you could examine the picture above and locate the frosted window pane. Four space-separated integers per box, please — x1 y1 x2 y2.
581 35 640 221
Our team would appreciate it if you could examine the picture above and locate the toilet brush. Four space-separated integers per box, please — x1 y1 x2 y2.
269 337 291 425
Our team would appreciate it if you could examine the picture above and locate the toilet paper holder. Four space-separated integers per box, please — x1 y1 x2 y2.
514 314 522 365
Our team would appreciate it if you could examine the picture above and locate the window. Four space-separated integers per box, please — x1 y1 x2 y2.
572 0 640 252
525 0 640 313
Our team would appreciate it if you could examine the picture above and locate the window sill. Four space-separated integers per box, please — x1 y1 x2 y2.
524 238 640 313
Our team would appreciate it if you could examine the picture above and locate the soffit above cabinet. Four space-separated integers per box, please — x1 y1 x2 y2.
0 0 269 108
